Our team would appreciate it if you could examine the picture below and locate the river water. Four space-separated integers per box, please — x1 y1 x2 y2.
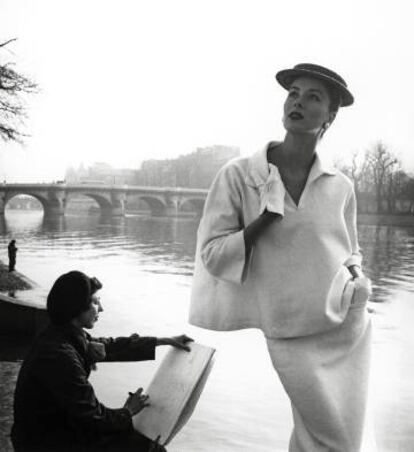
1 210 414 451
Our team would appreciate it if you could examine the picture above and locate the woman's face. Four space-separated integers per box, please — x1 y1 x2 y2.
282 76 334 136
77 293 103 329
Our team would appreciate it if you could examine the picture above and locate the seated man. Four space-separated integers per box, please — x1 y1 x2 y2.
11 270 192 452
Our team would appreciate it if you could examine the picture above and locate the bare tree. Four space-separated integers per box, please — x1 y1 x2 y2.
385 166 404 213
338 143 407 214
365 142 398 213
402 175 414 214
0 38 38 143
337 151 376 213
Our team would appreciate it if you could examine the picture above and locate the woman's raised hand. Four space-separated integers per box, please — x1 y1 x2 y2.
156 334 194 351
259 164 285 217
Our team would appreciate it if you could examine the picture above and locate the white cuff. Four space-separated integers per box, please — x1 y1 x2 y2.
344 254 362 267
201 229 249 285
259 182 285 216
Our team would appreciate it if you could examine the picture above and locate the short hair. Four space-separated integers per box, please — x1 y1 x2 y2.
326 84 341 113
47 271 102 325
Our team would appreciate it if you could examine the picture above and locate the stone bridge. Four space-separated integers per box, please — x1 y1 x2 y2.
0 184 209 217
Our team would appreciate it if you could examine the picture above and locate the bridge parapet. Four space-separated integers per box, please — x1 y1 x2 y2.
0 184 208 217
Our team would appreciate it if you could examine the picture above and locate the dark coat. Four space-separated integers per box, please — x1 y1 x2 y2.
11 324 157 451
8 241 17 259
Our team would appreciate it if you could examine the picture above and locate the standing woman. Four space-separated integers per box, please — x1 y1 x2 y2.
189 64 373 451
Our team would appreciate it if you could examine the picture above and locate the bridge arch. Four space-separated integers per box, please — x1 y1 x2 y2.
134 195 168 216
0 186 67 216
2 192 49 214
179 197 205 216
66 193 112 215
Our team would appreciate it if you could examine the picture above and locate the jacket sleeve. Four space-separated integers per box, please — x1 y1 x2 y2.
93 334 157 362
343 186 363 267
37 345 133 434
198 163 250 285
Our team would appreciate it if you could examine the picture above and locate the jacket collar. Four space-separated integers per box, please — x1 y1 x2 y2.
45 323 89 357
245 141 337 188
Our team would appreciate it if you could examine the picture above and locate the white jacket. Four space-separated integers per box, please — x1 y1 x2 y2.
189 144 364 338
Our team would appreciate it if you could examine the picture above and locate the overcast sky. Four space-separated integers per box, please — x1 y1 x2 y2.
0 0 412 182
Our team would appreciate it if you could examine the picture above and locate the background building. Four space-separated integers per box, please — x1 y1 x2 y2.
65 162 136 185
65 145 240 189
134 145 240 188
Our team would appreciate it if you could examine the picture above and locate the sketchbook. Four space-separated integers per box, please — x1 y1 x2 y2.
133 342 216 445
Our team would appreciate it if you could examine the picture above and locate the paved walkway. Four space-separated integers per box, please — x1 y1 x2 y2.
0 361 20 452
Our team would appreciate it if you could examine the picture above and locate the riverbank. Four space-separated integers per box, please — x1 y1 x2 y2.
0 265 40 452
358 213 414 226
0 261 36 292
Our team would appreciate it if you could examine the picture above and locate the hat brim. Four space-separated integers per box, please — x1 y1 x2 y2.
275 68 354 107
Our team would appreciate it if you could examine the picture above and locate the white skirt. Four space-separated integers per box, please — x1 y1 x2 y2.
266 301 373 452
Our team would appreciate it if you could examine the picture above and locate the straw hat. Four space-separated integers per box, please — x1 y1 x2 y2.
275 63 354 107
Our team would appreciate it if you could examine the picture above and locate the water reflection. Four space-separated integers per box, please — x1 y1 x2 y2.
359 224 414 302
1 212 198 281
40 215 68 233
0 210 44 235
1 212 414 452
1 211 414 296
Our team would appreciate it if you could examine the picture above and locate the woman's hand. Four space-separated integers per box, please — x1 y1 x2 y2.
352 275 372 305
347 265 372 305
149 436 167 452
259 164 285 216
156 334 194 351
123 387 150 416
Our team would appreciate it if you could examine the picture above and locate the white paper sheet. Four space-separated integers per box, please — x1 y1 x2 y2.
133 342 215 445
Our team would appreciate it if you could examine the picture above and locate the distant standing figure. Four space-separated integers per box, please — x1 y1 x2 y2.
8 239 18 272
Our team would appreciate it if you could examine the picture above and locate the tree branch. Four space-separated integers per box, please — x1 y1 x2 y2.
0 38 37 144
0 38 17 50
